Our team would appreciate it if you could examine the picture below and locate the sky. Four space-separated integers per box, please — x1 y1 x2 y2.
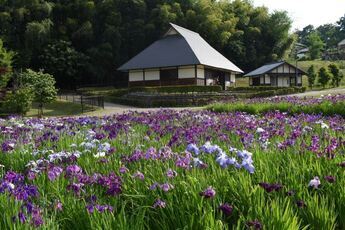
252 0 345 31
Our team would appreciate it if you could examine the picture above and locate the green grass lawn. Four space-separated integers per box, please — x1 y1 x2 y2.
296 60 345 87
26 100 98 117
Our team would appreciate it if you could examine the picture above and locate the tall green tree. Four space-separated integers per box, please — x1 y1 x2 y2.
0 39 14 89
316 24 339 49
19 69 57 116
318 67 331 88
306 32 324 60
307 65 316 89
39 40 88 89
328 63 343 87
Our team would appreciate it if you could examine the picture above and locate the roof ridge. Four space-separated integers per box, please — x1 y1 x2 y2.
169 23 200 36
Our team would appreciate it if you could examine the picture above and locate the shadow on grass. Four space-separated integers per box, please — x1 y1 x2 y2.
26 100 98 117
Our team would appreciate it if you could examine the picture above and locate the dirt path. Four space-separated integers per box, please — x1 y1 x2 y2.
86 102 202 116
288 87 345 97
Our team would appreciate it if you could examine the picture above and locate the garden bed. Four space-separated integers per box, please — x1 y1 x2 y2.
208 95 345 117
0 109 344 229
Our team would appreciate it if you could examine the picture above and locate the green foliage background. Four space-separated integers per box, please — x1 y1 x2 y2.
0 0 294 89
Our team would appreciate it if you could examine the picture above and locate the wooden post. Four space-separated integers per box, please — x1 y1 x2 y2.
194 65 197 85
81 94 84 113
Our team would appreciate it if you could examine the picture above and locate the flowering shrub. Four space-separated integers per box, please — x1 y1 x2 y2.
0 108 344 229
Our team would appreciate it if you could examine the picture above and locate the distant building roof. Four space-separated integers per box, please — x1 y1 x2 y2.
297 48 309 54
338 39 345 46
117 23 243 73
243 61 306 77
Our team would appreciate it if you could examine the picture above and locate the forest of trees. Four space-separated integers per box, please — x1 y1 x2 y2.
295 15 345 59
0 0 295 89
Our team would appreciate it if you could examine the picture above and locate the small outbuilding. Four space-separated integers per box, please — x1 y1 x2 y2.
117 23 243 89
243 61 306 87
338 39 345 51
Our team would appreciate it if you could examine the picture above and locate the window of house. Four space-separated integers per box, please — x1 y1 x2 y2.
290 77 296 86
160 68 178 81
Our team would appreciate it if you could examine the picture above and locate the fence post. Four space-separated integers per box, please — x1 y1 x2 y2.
81 95 84 113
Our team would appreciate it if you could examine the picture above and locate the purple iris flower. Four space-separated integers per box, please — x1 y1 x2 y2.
149 182 159 190
66 165 82 178
200 186 216 198
55 201 63 211
286 190 295 196
218 203 233 216
296 200 306 208
200 142 220 154
324 175 336 183
241 160 255 174
1 140 15 152
166 169 177 178
47 167 63 181
67 183 84 196
86 204 94 213
215 153 230 168
119 166 129 174
18 212 26 223
160 183 174 192
31 207 44 227
152 199 166 208
259 182 283 193
133 171 145 181
246 220 263 229
186 143 200 155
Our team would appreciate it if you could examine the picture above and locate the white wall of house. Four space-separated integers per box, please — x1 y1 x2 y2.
249 78 253 85
145 69 160 80
271 64 296 74
260 76 264 84
265 74 270 84
197 65 205 79
277 76 290 87
178 66 195 79
230 73 236 83
129 70 144 82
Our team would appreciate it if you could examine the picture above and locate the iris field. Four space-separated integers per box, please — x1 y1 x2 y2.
0 96 344 229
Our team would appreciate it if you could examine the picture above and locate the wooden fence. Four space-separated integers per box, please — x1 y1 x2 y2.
58 93 104 112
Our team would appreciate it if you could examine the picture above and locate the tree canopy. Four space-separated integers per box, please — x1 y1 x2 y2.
296 14 345 54
0 0 295 88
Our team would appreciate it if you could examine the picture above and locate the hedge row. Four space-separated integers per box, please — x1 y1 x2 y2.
128 85 222 94
111 97 210 107
208 101 345 117
246 87 306 98
229 86 306 92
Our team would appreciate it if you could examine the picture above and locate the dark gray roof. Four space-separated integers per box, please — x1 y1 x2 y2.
244 61 307 77
244 61 285 77
118 23 243 73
